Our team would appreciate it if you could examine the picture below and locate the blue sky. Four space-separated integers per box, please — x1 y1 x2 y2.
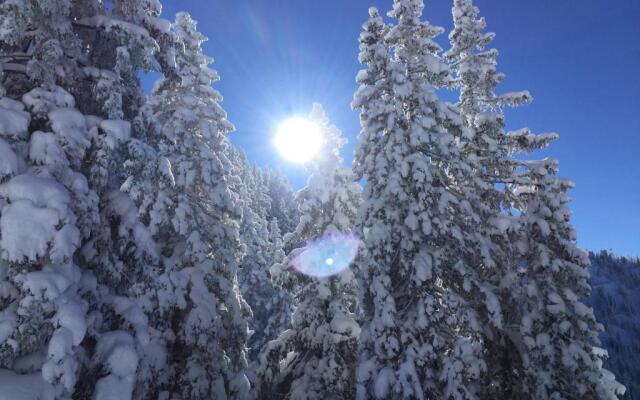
152 0 640 256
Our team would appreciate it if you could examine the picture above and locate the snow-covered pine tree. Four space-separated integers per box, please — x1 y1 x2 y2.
444 0 545 396
266 219 287 270
261 217 293 342
516 159 625 399
123 12 251 399
0 0 162 120
351 7 392 184
237 214 293 358
230 147 292 364
255 103 361 400
0 1 163 398
353 2 487 398
0 84 94 400
251 165 273 224
264 168 300 236
446 1 624 398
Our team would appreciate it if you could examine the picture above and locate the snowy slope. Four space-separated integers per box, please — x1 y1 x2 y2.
587 251 640 400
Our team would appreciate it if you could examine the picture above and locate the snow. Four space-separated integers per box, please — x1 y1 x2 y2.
29 131 67 168
0 174 79 262
46 327 74 364
18 264 78 302
547 292 566 314
22 87 75 116
1 201 62 262
105 343 139 378
55 299 87 346
331 315 361 337
0 102 30 140
413 250 433 283
158 156 175 185
94 374 135 400
491 215 513 233
404 212 419 230
0 97 25 112
0 138 19 179
49 109 91 158
147 16 172 34
0 303 16 343
100 119 131 149
0 174 70 214
78 15 153 43
93 331 139 400
481 286 503 328
0 369 49 400
374 367 395 399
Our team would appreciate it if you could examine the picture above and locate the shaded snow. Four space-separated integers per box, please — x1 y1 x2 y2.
0 102 30 140
0 369 49 400
0 174 79 262
0 138 19 179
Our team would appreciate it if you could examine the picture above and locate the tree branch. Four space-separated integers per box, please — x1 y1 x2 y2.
1 62 27 74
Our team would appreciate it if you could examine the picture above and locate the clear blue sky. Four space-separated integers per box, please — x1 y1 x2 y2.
152 0 640 256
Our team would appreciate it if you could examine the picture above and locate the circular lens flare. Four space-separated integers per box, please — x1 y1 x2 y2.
290 233 361 278
274 117 323 164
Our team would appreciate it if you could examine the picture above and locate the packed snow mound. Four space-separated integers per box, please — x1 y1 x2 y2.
99 119 132 150
0 98 25 112
0 369 49 400
54 294 87 346
29 131 68 168
0 98 30 140
17 263 80 303
48 108 92 160
0 174 79 262
22 87 75 116
93 331 138 400
95 331 138 377
0 174 71 215
0 138 19 180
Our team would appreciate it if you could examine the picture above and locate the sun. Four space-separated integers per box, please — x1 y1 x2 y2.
274 117 323 164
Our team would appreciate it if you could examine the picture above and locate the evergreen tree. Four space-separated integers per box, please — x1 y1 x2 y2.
264 168 300 236
0 86 92 400
239 215 292 359
256 103 361 400
231 148 293 364
351 7 394 184
0 1 162 398
516 160 625 399
445 0 544 395
446 1 624 398
353 2 486 398
123 12 250 399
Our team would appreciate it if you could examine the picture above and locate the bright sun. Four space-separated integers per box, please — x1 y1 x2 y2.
274 117 323 164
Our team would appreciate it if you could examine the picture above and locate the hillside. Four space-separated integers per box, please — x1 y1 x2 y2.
588 251 640 399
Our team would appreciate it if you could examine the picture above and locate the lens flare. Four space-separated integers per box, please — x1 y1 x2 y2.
290 233 362 278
